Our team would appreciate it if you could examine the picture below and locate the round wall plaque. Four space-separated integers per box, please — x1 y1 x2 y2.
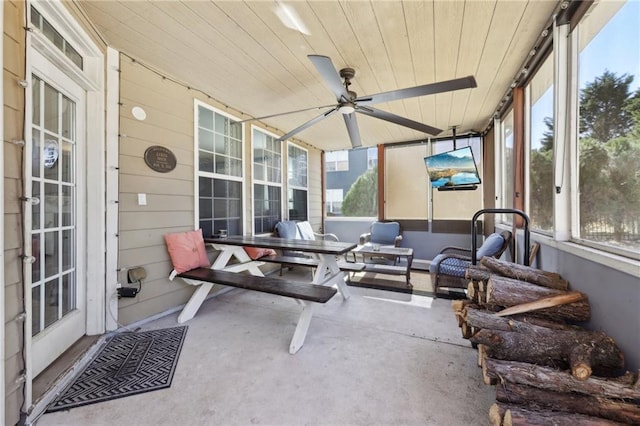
144 145 177 173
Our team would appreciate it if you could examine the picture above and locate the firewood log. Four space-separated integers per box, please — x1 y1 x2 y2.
465 306 579 334
502 403 622 426
488 402 507 426
465 265 491 282
486 276 590 322
485 358 640 400
495 291 586 317
496 381 640 424
481 256 569 290
470 328 624 379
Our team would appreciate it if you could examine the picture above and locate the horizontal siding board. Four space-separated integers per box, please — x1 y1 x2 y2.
4 282 23 322
4 384 22 426
4 214 22 250
119 211 193 231
118 193 193 213
119 117 193 154
3 177 21 214
118 226 191 250
118 131 193 164
119 174 193 195
4 248 22 286
4 319 22 359
3 70 23 110
120 260 175 284
4 352 23 394
3 126 23 178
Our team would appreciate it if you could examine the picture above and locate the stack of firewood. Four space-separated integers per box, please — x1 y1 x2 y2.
451 257 640 425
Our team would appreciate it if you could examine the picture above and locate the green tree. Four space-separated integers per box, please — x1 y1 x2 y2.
579 70 635 143
341 167 377 216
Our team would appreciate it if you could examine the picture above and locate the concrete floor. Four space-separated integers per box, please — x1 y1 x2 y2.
37 276 495 425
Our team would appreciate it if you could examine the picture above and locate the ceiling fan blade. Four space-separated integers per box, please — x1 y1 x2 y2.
355 76 477 105
276 107 338 142
343 113 362 148
308 55 349 102
238 104 337 123
357 106 442 136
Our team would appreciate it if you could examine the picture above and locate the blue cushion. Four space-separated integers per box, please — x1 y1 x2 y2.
476 233 505 259
430 254 468 277
275 221 300 239
370 222 400 245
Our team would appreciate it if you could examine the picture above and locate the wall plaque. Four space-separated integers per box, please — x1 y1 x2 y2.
144 145 177 173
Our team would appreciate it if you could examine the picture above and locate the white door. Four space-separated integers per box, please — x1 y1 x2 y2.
28 50 87 376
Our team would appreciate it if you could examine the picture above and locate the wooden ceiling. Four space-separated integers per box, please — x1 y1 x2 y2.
79 1 560 151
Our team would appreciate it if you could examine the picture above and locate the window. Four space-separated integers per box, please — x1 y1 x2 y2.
326 189 343 215
196 102 243 236
500 109 515 223
252 128 282 234
325 150 349 172
30 6 83 70
287 143 308 221
324 147 378 217
367 147 377 169
527 54 554 233
575 1 640 257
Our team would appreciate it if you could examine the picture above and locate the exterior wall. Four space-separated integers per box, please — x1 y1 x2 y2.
116 56 323 325
3 1 25 424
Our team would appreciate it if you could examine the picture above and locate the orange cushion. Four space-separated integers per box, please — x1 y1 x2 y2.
243 247 276 260
164 229 210 273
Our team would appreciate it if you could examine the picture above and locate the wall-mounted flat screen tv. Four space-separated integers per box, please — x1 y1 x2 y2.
424 146 481 189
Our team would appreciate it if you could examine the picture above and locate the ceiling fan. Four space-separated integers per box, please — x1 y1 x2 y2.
251 55 477 148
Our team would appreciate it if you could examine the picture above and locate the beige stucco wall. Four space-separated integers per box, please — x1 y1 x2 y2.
116 55 323 325
4 1 26 424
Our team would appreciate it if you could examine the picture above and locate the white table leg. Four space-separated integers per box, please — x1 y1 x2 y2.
313 254 351 300
177 281 214 323
289 301 316 354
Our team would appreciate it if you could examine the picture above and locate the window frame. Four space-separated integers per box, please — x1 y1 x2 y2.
193 99 246 236
286 141 309 221
251 125 283 235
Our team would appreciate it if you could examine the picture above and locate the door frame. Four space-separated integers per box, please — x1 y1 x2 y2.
24 0 105 410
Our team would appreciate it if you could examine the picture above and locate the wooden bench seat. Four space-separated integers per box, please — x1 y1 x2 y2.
177 267 337 303
261 255 366 273
173 266 338 354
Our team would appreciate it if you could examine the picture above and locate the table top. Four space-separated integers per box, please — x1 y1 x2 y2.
205 235 357 255
352 244 413 256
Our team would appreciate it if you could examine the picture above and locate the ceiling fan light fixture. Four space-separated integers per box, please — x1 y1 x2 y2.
338 103 355 114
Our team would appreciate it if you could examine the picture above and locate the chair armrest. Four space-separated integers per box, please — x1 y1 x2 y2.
359 232 371 245
393 235 403 247
314 232 339 242
430 253 473 274
440 246 473 256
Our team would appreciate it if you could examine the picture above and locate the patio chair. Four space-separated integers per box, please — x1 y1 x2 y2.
273 220 339 274
429 230 512 297
358 221 403 264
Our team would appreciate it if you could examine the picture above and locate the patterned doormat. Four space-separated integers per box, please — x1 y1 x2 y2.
47 326 188 413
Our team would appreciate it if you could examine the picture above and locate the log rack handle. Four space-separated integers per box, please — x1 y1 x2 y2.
471 208 530 266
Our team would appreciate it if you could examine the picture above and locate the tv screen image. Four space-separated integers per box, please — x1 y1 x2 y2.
424 146 481 188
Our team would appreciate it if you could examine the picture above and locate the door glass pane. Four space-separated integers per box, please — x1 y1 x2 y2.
32 286 41 336
62 229 73 271
32 131 41 178
44 230 59 278
44 183 59 227
61 95 74 139
32 76 41 126
32 181 40 229
61 141 73 183
44 137 60 180
44 83 59 133
44 279 59 328
62 185 72 226
62 273 74 315
32 234 41 282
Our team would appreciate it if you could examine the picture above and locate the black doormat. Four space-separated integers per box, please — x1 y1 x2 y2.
47 326 188 413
